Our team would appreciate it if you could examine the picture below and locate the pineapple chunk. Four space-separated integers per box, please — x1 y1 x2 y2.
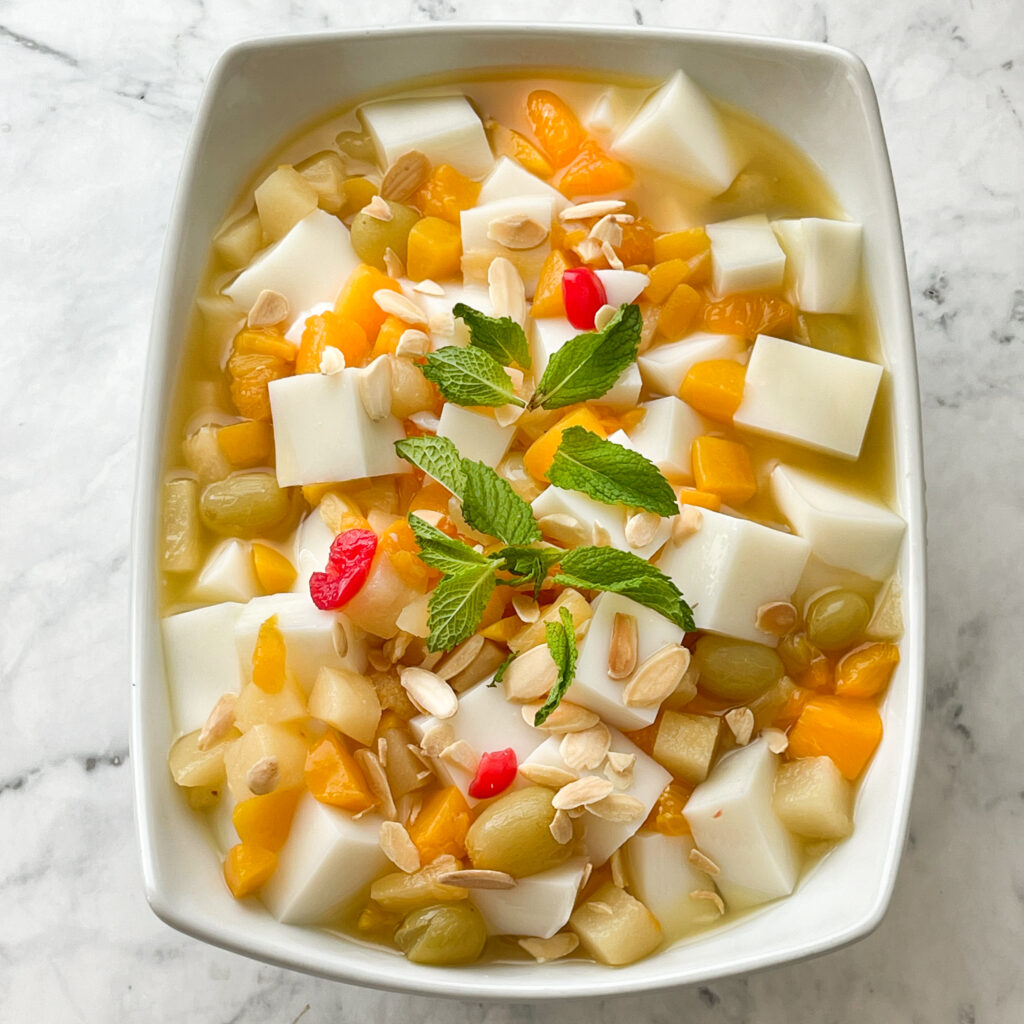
224 723 308 800
234 677 308 732
296 150 347 214
307 666 382 747
653 711 720 785
168 728 237 788
255 165 318 242
570 883 663 966
773 756 854 840
214 209 263 268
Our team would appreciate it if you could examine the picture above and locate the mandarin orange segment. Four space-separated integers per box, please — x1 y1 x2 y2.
407 785 472 862
304 730 377 812
526 90 585 167
657 283 702 339
558 140 633 198
380 517 436 588
647 783 694 836
691 435 757 505
413 163 481 223
232 329 297 362
702 293 795 342
231 787 302 851
531 250 574 318
522 407 607 482
335 264 401 339
227 329 295 421
835 643 900 699
252 614 287 693
251 542 297 594
487 121 555 178
296 310 370 371
223 843 277 898
680 360 747 421
617 218 656 267
787 697 883 780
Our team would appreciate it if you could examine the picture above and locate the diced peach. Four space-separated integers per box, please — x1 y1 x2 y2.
413 164 481 224
341 176 379 216
334 264 401 339
836 643 900 699
530 250 574 318
223 843 278 898
251 542 297 594
370 316 407 359
676 488 722 512
232 787 303 851
406 217 462 282
680 360 747 421
480 614 524 644
252 615 287 693
691 435 757 505
304 729 377 812
408 785 472 863
217 420 274 468
653 228 710 264
657 283 701 339
522 407 607 482
644 260 690 305
787 696 884 780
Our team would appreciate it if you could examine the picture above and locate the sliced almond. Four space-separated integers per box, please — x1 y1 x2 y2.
573 237 604 264
408 410 440 433
409 507 444 528
197 693 237 750
603 750 636 789
357 357 392 421
383 631 412 665
518 932 579 963
439 739 479 775
622 644 691 708
319 346 346 375
247 289 289 328
589 214 623 247
363 194 393 221
488 256 527 326
763 727 789 754
487 213 549 250
690 889 726 915
601 241 624 270
512 594 540 624
608 613 638 680
379 150 430 202
379 820 420 873
593 303 618 332
523 701 600 734
397 791 423 826
355 748 397 820
382 246 405 279
579 862 593 890
395 328 430 358
625 511 662 550
688 848 721 876
548 807 574 844
560 724 611 772
724 707 755 746
610 848 626 889
756 601 798 637
591 521 611 547
413 279 445 297
246 756 280 796
519 762 578 788
399 666 459 719
437 869 516 890
434 633 486 682
559 199 627 222
377 736 388 767
587 793 646 822
502 644 558 701
552 775 614 810
673 505 704 544
538 512 588 547
373 288 428 326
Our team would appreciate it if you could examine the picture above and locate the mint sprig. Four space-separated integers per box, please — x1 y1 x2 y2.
533 608 578 726
425 564 498 652
547 427 679 517
530 304 642 410
395 436 466 497
407 514 487 574
422 345 525 408
554 546 695 631
453 303 531 370
489 545 562 598
462 461 541 546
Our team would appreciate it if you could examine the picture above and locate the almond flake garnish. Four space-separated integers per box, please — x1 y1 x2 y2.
552 775 614 810
502 644 558 701
724 707 755 746
487 213 549 250
573 237 604 264
756 601 798 637
379 150 430 202
397 792 422 826
588 901 614 916
521 701 600 734
608 612 638 680
408 410 440 433
559 199 627 222
488 256 527 326
688 848 721 876
437 869 516 890
519 762 578 788
433 634 486 681
579 862 593 890
591 521 611 546
690 889 726 915
197 693 237 750
610 848 626 889
383 246 405 279
247 288 289 328
518 933 579 963
589 214 623 247
395 328 430 358
673 505 704 543
440 739 479 775
364 194 393 221
409 507 444 528
537 512 589 547
246 756 280 796
593 303 617 332
355 748 396 820
587 793 646 822
372 289 428 325
763 727 789 754
512 594 540 624
622 644 691 708
560 724 611 772
319 346 346 375
603 751 636 789
413 279 445 296
377 736 388 767
601 241 624 270
625 511 661 549
357 357 392 421
399 666 459 719
383 631 412 664
379 821 420 873
549 807 574 844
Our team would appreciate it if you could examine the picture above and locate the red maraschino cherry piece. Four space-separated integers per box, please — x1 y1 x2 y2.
309 529 377 610
562 267 607 331
468 748 518 800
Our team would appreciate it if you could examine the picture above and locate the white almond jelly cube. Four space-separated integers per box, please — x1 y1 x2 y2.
568 592 684 731
437 404 515 466
261 795 390 924
734 335 883 459
626 397 707 481
611 69 742 195
470 858 588 938
638 331 747 397
657 508 810 645
770 463 906 580
191 539 259 605
684 738 800 909
461 195 555 293
162 603 245 734
773 217 863 314
223 210 360 316
359 94 493 178
477 156 568 209
268 368 408 486
705 214 787 297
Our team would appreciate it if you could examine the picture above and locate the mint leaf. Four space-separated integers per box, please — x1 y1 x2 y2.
422 345 525 408
554 546 695 631
395 436 466 497
408 514 487 575
426 563 498 652
534 608 578 726
453 303 531 370
530 304 642 410
461 460 542 546
490 545 562 597
491 651 515 687
547 426 679 517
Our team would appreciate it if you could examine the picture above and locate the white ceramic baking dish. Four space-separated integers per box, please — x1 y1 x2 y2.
131 24 926 999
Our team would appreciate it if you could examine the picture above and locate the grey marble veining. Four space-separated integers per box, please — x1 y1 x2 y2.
1 1 1021 1021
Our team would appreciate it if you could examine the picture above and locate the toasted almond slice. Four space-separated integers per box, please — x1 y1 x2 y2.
610 848 626 889
579 862 593 891
437 869 516 890
593 303 618 332
413 279 445 296
512 594 540 624
625 511 662 549
409 507 444 528
552 775 614 810
197 693 237 751
373 289 429 325
395 328 430 358
756 601 798 637
548 808 574 845
573 237 604 265
246 756 280 796
589 214 623 247
587 793 646 822
355 748 397 820
488 256 527 326
397 792 423 826
439 739 479 775
418 649 443 671
408 410 441 433
383 631 412 665
622 644 691 708
537 512 589 546
357 357 392 421
591 520 611 547
673 505 704 543
364 194 393 221
560 724 611 772
518 932 579 963
605 750 636 775
559 199 627 222
319 346 346 375
399 666 459 719
377 736 388 767
763 727 789 754
379 150 430 202
519 762 578 788
487 213 549 250
379 820 420 873
523 701 600 734
608 612 638 680
383 246 405 279
434 634 486 681
247 289 289 328
724 707 755 746
688 848 721 876
503 644 558 701
690 889 726 915
601 241 624 270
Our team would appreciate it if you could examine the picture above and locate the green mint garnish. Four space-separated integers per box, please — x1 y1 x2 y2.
533 608 578 726
407 514 488 575
489 545 562 598
461 460 542 546
395 436 466 497
424 562 498 652
422 345 525 408
453 303 531 370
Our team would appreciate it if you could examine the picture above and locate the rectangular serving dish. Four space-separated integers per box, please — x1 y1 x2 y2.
131 24 926 999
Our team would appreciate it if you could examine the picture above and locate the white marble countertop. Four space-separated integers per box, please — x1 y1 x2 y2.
1 0 1021 1020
